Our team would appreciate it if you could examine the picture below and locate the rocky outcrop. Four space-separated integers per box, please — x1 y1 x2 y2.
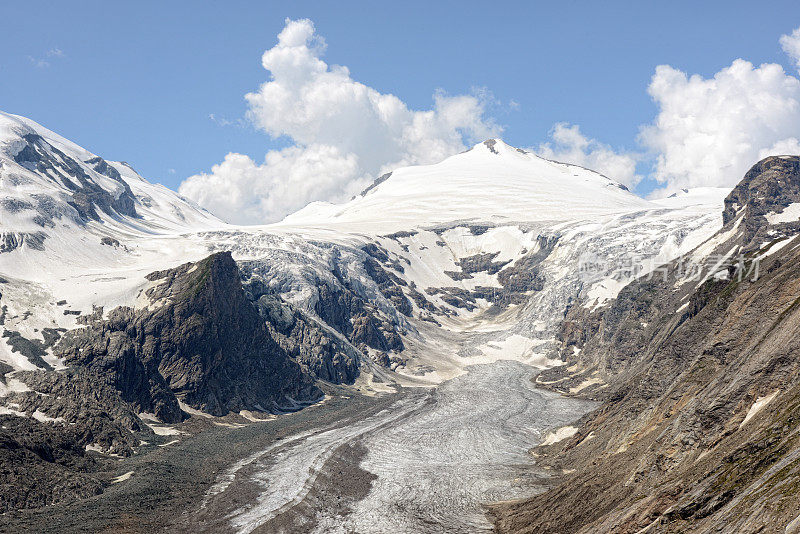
243 278 360 384
56 252 321 421
425 235 558 313
0 368 152 512
444 251 511 281
0 415 104 513
314 282 405 354
0 231 47 253
4 368 146 456
722 155 800 249
491 157 800 534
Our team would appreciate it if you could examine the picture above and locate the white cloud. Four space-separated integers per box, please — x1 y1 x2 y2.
758 137 800 159
180 18 500 224
208 113 247 128
535 123 641 188
179 145 362 226
28 48 65 68
781 27 800 69
639 59 800 195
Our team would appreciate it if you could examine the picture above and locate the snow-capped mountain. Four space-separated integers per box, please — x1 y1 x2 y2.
0 112 730 384
0 111 732 446
0 111 223 292
282 139 651 233
0 111 221 238
0 110 738 515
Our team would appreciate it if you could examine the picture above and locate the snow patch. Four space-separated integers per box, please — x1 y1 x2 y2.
112 470 134 484
569 377 604 394
766 203 800 225
541 426 578 446
740 391 779 428
147 423 184 436
32 410 63 423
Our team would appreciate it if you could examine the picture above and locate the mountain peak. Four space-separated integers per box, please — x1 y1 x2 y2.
722 155 800 248
469 138 529 157
282 138 651 232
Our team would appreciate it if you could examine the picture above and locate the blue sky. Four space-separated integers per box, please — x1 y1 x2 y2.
2 1 800 222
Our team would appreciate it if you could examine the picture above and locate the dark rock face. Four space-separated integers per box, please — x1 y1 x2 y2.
0 368 153 513
0 415 103 513
0 231 47 253
1 328 60 369
496 235 557 292
426 235 557 313
6 369 146 456
444 252 511 281
362 256 413 317
491 157 800 534
242 278 360 384
722 155 800 250
56 252 321 421
358 171 392 197
362 242 407 273
314 282 404 354
12 134 137 222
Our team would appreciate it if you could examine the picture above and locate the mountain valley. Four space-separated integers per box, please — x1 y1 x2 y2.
1 110 799 533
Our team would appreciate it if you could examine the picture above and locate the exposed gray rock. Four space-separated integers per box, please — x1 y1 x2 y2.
358 172 392 197
0 231 47 253
8 369 146 456
242 278 360 384
722 156 800 251
56 252 321 421
0 415 103 513
492 156 800 534
445 251 511 281
1 329 56 369
0 367 155 513
13 134 137 222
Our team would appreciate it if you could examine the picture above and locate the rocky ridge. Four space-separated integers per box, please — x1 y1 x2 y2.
57 251 321 421
490 156 800 533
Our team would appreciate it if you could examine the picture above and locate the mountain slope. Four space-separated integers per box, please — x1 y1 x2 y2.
57 252 321 422
490 156 800 534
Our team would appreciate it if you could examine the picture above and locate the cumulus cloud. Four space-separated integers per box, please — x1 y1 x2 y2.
535 123 641 188
781 27 800 69
180 18 500 224
179 146 361 226
640 58 800 195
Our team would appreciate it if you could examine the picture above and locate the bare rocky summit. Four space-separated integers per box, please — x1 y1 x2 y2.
57 251 321 421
